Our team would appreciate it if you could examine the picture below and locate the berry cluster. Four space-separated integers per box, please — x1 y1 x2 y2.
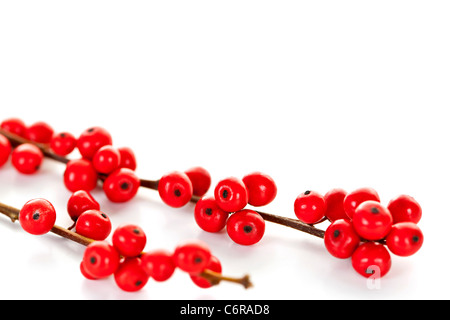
81 235 227 292
1 117 425 285
294 187 423 278
0 118 213 208
8 197 251 292
194 172 277 245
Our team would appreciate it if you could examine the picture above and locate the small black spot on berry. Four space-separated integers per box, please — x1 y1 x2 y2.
32 212 40 220
243 225 253 233
412 235 420 243
59 133 66 138
371 207 379 214
222 189 229 199
87 127 95 133
194 257 203 264
90 257 97 264
135 280 142 287
333 230 340 238
101 213 107 219
304 190 311 195
365 268 375 274
205 208 213 216
120 182 130 190
174 189 181 197
133 228 140 234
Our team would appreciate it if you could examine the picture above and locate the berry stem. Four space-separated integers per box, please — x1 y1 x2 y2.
200 269 253 289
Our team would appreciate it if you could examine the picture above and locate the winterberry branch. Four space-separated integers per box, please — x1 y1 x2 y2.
0 201 252 289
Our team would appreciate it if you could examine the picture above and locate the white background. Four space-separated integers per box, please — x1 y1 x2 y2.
0 1 449 300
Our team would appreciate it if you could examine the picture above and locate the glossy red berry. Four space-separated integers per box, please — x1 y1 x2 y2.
118 147 137 171
11 143 44 174
184 166 211 197
158 171 193 208
172 240 212 273
352 201 393 240
190 255 222 289
50 132 77 156
214 177 248 212
114 257 149 292
112 224 147 257
26 121 54 144
324 188 348 222
80 261 98 280
0 134 12 167
1 118 27 138
293 190 326 224
63 159 98 192
387 195 422 224
141 250 176 282
351 242 391 278
93 145 121 174
82 241 120 279
343 187 380 219
103 168 140 202
194 196 229 233
226 209 265 245
19 198 57 235
242 172 277 207
77 126 112 160
324 219 360 259
386 222 423 257
75 209 112 241
67 190 100 222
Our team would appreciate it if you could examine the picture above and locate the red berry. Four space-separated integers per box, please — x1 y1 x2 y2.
11 143 44 174
293 190 326 224
324 219 360 259
190 255 222 288
242 172 277 207
352 201 393 240
118 147 137 171
0 134 12 167
226 209 265 246
112 224 147 257
50 132 77 156
26 121 54 144
194 196 229 233
114 257 149 292
214 177 248 212
63 159 98 192
386 222 423 257
75 209 112 241
343 187 380 219
172 240 212 273
158 171 193 208
80 261 98 280
103 168 140 202
184 166 211 197
19 198 56 235
324 188 348 222
351 242 391 278
93 145 121 174
1 118 27 138
387 195 422 224
67 190 100 222
141 250 176 282
82 241 120 279
77 127 112 160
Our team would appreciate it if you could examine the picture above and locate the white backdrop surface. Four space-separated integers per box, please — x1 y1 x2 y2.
0 1 449 300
